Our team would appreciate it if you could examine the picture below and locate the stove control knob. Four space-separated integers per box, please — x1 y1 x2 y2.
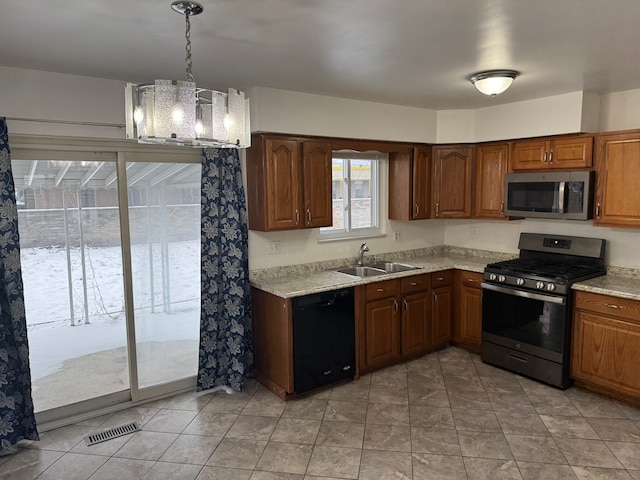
546 283 556 292
498 275 506 283
516 278 525 286
489 273 497 281
535 281 545 289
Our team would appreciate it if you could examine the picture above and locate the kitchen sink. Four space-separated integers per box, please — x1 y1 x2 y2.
336 266 387 277
370 261 422 273
335 262 421 277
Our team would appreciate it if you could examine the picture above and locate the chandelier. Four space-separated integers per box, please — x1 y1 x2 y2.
125 1 250 148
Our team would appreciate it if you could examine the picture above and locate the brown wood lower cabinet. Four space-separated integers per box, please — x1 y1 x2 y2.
251 268 481 398
358 271 453 373
453 270 484 353
251 287 294 399
431 270 453 348
571 291 640 404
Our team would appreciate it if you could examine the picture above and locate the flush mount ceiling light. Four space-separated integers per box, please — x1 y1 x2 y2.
125 1 250 148
468 69 520 97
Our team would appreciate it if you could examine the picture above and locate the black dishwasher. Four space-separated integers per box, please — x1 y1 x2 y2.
292 287 355 393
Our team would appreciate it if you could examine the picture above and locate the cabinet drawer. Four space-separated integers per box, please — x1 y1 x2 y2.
365 279 399 301
431 270 453 287
401 273 431 294
458 270 483 288
574 291 640 324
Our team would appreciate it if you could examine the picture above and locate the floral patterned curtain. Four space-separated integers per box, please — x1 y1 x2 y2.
198 148 253 392
0 118 39 456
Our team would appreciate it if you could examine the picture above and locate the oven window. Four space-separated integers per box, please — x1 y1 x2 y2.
507 182 560 213
482 288 566 354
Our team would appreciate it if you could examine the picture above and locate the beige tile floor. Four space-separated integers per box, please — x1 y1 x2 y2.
2 346 640 479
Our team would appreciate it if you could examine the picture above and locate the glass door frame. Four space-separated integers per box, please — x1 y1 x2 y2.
10 135 202 429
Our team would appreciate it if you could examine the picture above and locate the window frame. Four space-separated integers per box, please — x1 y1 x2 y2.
319 151 383 241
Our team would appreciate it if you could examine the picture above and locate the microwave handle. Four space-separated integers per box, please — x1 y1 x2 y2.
558 181 566 213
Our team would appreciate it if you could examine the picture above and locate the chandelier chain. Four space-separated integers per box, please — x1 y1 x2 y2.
184 10 194 82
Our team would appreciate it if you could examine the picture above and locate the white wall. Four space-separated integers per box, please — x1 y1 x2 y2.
473 91 587 142
248 86 438 143
444 219 640 269
436 110 476 144
599 88 640 132
0 66 125 138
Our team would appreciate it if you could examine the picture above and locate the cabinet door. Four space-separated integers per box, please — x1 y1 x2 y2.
512 139 548 170
550 136 593 169
388 151 412 221
265 138 302 230
572 309 640 398
431 286 453 347
453 271 483 353
412 147 432 219
302 141 333 228
388 147 431 221
364 297 401 370
474 143 508 219
594 131 640 228
432 146 473 218
401 291 430 357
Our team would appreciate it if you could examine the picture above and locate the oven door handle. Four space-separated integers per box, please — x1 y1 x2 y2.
481 282 566 305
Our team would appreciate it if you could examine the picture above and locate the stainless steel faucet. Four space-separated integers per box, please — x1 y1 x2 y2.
356 243 369 266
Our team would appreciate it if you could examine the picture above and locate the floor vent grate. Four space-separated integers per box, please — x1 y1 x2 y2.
85 421 141 446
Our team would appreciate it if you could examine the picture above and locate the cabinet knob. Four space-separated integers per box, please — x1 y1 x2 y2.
377 288 384 292
394 300 399 312
549 150 553 164
295 210 300 225
403 299 408 312
467 278 478 283
543 152 547 163
435 203 439 217
501 201 504 214
414 204 419 217
307 208 311 223
596 202 601 219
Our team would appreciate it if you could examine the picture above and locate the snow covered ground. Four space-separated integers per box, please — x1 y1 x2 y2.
21 241 201 409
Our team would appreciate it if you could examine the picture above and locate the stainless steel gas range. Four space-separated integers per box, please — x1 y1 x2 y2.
481 233 606 389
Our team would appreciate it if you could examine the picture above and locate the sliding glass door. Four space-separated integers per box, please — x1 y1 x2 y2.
125 159 201 390
11 143 202 419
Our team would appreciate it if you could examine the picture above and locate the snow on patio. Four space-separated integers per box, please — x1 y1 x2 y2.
22 241 200 411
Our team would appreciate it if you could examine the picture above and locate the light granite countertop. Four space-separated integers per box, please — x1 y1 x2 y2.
249 246 514 299
572 266 640 302
251 246 640 301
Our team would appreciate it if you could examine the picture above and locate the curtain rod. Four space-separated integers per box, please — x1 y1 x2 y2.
5 116 125 129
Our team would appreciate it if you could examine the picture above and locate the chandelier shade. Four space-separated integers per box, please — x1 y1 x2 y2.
125 2 250 148
469 70 520 97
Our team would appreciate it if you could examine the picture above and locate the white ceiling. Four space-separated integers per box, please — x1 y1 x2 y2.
2 0 640 110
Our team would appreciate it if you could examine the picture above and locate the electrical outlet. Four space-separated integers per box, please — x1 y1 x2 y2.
471 227 478 238
268 240 281 255
393 231 401 242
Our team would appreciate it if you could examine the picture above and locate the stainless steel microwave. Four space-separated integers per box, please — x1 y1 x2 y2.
504 170 594 220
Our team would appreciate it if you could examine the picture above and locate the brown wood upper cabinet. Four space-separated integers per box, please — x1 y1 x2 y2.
389 146 431 220
474 143 509 219
511 135 593 171
594 130 640 228
432 145 473 218
246 134 332 231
